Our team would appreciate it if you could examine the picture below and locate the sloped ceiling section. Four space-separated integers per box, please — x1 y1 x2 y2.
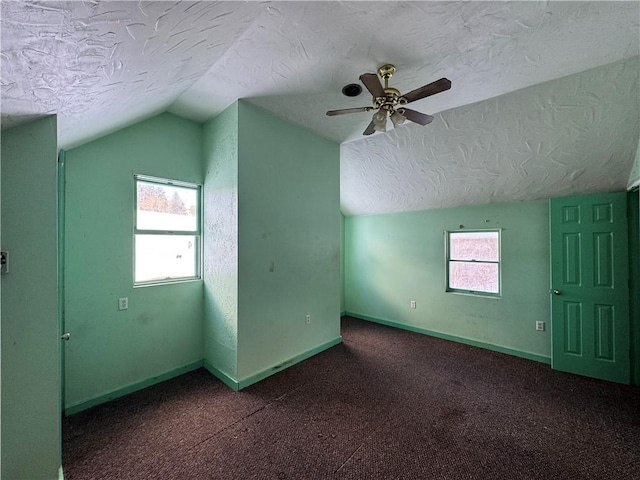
0 0 264 148
173 1 640 145
3 1 638 150
1 1 639 216
341 57 640 216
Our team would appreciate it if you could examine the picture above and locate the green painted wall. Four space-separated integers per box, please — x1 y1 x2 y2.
64 113 204 411
340 213 345 313
201 101 341 386
628 137 640 188
344 200 551 360
1 116 60 479
235 101 341 381
202 103 239 381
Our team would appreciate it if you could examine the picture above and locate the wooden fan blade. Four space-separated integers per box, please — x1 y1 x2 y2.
360 73 385 98
399 108 434 126
363 120 376 135
326 107 372 116
402 78 451 104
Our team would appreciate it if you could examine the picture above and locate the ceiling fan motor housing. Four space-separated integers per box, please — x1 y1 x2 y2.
374 87 406 113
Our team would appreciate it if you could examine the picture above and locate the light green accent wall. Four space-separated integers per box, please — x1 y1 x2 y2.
345 200 551 359
202 103 239 380
65 360 202 415
340 213 345 314
349 312 550 364
64 113 204 411
1 116 60 479
237 337 342 389
235 101 341 381
628 137 640 188
201 101 341 385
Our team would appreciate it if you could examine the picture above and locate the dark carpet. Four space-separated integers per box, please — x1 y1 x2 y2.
63 316 640 479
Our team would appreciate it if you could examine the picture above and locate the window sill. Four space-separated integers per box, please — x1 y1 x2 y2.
134 277 202 288
446 289 501 299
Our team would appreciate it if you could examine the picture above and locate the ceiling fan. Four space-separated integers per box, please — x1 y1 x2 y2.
326 64 451 135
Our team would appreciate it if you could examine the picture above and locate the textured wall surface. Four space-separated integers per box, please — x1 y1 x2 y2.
1 116 60 479
202 103 239 379
64 113 204 410
344 199 551 359
342 57 640 215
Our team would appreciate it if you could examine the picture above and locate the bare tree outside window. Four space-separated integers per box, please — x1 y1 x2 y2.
134 177 201 285
447 231 500 295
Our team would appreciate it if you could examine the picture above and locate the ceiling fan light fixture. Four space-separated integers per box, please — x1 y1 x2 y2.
373 122 386 133
390 110 406 127
372 109 387 124
372 109 387 132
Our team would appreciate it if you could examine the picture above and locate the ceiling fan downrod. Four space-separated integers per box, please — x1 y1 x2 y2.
372 64 404 112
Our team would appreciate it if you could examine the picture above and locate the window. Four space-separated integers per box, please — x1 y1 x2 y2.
134 175 201 285
446 230 500 296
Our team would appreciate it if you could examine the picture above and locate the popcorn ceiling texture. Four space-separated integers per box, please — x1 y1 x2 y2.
1 0 260 148
242 1 640 146
1 1 639 214
341 58 640 216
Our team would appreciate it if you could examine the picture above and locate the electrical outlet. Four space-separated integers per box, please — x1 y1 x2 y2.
118 297 128 311
410 300 416 309
305 314 311 325
536 321 545 331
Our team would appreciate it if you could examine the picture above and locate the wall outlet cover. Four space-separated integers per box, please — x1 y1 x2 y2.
118 297 129 311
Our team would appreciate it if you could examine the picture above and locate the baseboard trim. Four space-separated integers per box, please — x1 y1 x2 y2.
345 312 551 365
237 336 343 390
64 360 204 415
203 360 240 391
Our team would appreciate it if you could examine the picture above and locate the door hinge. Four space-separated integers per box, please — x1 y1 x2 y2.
0 251 8 274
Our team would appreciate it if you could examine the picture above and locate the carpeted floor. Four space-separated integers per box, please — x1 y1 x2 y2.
63 316 640 479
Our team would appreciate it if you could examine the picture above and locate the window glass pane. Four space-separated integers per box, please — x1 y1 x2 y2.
135 235 197 283
449 261 499 293
450 231 499 261
137 181 198 231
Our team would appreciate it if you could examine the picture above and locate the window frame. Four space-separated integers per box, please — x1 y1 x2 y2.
445 229 501 298
133 174 202 287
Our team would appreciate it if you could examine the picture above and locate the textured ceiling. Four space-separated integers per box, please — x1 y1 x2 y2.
341 57 640 215
2 1 639 215
1 0 262 147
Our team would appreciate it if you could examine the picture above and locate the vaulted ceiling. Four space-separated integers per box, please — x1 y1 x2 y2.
2 1 639 215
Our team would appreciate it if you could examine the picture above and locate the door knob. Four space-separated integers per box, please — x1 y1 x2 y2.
553 290 561 295
61 333 71 341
